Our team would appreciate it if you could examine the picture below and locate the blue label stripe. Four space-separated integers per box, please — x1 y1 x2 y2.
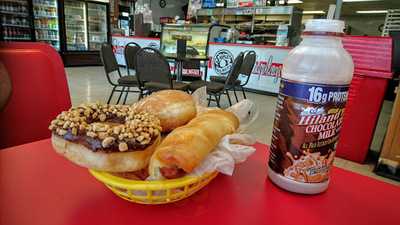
280 79 349 104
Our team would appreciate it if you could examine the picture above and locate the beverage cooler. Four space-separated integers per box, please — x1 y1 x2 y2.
61 0 110 66
0 0 34 41
32 0 61 50
0 0 110 66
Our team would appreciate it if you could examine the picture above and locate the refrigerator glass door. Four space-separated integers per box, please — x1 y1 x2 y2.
119 18 130 36
32 0 60 50
87 3 107 51
64 0 88 51
0 0 33 41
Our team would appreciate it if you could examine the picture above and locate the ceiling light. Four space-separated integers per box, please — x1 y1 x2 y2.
356 10 388 14
279 0 303 3
343 0 382 2
303 11 326 15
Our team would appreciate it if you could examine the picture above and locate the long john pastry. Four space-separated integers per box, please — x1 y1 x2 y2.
149 109 240 179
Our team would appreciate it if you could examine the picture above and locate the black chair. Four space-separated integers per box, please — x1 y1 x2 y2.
189 52 244 107
135 47 189 94
100 44 140 104
210 50 256 101
237 50 256 99
124 42 141 76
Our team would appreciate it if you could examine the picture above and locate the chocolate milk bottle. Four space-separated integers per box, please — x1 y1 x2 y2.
268 19 354 194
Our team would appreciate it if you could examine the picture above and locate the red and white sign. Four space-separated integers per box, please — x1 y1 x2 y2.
208 43 290 93
112 35 160 66
112 35 291 93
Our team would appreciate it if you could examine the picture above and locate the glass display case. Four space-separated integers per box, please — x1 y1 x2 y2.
33 0 60 50
87 2 108 51
0 0 33 41
160 24 210 58
64 0 87 51
197 6 303 46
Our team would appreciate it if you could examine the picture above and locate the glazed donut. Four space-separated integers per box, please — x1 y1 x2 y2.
132 90 197 132
49 103 162 172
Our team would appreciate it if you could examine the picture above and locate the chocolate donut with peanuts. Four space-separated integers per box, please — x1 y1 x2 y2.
49 103 162 172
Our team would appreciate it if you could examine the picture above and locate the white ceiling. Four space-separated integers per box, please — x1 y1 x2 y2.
287 0 400 15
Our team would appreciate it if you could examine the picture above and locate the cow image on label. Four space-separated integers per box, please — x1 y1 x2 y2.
268 19 354 194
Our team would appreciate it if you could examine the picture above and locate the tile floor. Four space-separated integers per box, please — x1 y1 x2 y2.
65 66 399 186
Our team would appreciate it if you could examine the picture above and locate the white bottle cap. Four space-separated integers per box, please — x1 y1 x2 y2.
304 19 345 33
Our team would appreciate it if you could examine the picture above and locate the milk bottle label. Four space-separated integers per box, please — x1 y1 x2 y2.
269 79 349 183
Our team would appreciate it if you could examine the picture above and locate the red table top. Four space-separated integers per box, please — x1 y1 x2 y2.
1 139 399 225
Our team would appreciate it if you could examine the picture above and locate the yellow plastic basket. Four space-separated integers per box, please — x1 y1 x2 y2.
89 169 219 204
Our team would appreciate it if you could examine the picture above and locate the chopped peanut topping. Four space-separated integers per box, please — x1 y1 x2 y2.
49 103 161 151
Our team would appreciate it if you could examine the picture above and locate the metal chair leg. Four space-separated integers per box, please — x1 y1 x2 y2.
208 94 212 106
107 86 116 104
138 89 143 100
225 90 232 106
116 87 125 104
233 88 239 103
174 61 177 76
215 94 221 108
241 86 247 99
123 87 130 104
204 63 209 81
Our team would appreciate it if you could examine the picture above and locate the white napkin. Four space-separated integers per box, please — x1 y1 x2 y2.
190 134 256 176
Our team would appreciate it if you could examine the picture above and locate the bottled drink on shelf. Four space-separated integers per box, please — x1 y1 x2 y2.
2 3 7 12
1 15 7 24
6 3 12 12
5 27 29 40
0 1 28 14
10 28 15 37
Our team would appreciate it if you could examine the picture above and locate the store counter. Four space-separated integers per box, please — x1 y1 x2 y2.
112 35 291 94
